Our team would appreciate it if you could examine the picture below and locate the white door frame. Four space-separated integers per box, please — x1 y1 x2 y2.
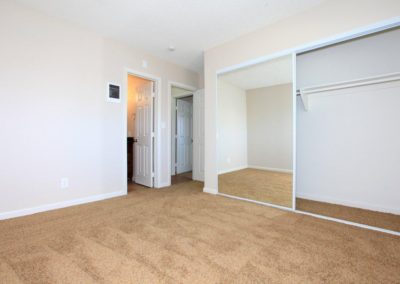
175 97 193 174
125 68 162 188
167 81 197 185
192 89 205 182
172 93 193 176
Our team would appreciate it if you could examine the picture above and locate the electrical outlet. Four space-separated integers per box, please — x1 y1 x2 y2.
60 178 69 189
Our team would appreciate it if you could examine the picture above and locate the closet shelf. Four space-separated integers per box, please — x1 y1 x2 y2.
298 72 400 111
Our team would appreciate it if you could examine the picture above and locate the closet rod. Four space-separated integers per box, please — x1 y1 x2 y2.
298 72 400 96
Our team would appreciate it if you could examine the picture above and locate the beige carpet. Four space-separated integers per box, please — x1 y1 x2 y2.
171 172 192 185
0 181 399 283
219 168 293 208
297 198 400 233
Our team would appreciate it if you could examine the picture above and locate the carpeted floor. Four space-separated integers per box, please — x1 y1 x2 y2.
219 168 293 208
171 172 192 185
0 181 399 283
296 198 400 233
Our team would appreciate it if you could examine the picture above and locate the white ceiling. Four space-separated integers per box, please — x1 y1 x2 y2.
15 0 325 73
219 55 292 90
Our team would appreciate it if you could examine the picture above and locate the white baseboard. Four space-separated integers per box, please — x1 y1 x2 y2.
156 182 171 188
203 187 218 195
0 191 126 220
192 172 204 182
248 165 293 174
296 193 400 215
218 165 248 175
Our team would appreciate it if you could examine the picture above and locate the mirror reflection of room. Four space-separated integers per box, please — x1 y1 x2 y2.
217 55 293 208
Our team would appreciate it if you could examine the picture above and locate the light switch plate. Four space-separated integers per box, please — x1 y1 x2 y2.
60 178 69 189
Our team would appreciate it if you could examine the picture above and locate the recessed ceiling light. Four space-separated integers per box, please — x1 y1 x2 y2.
168 45 176 52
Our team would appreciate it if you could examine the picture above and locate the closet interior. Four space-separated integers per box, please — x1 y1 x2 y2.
295 27 400 232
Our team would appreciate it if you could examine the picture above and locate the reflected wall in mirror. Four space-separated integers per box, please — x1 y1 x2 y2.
217 55 294 208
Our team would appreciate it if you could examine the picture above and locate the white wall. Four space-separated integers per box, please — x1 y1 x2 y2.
0 1 198 217
296 82 400 214
296 28 400 214
204 0 400 194
297 28 400 89
246 84 293 172
217 79 247 173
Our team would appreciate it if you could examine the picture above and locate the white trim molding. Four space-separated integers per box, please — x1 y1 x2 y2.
156 182 171 189
218 165 248 175
217 18 400 76
0 191 126 220
203 187 218 195
248 165 293 174
299 72 400 111
125 68 162 188
291 52 297 211
167 81 197 187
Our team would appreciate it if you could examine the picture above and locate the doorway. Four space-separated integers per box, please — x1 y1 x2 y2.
171 86 194 185
127 73 156 191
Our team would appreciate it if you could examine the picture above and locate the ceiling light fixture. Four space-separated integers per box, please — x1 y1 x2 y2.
168 45 176 52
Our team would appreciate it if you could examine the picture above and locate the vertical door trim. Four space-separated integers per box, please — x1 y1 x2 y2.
167 81 197 186
176 98 193 174
192 89 205 182
291 52 297 210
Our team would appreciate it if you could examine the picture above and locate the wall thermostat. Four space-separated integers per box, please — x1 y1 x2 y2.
108 83 121 103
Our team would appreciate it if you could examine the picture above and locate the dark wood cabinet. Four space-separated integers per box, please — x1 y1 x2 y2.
127 137 134 181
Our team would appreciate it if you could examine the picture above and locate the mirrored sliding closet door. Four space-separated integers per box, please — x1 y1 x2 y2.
217 55 294 209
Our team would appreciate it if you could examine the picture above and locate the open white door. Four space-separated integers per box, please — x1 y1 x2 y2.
176 98 193 174
134 81 154 187
193 89 205 181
